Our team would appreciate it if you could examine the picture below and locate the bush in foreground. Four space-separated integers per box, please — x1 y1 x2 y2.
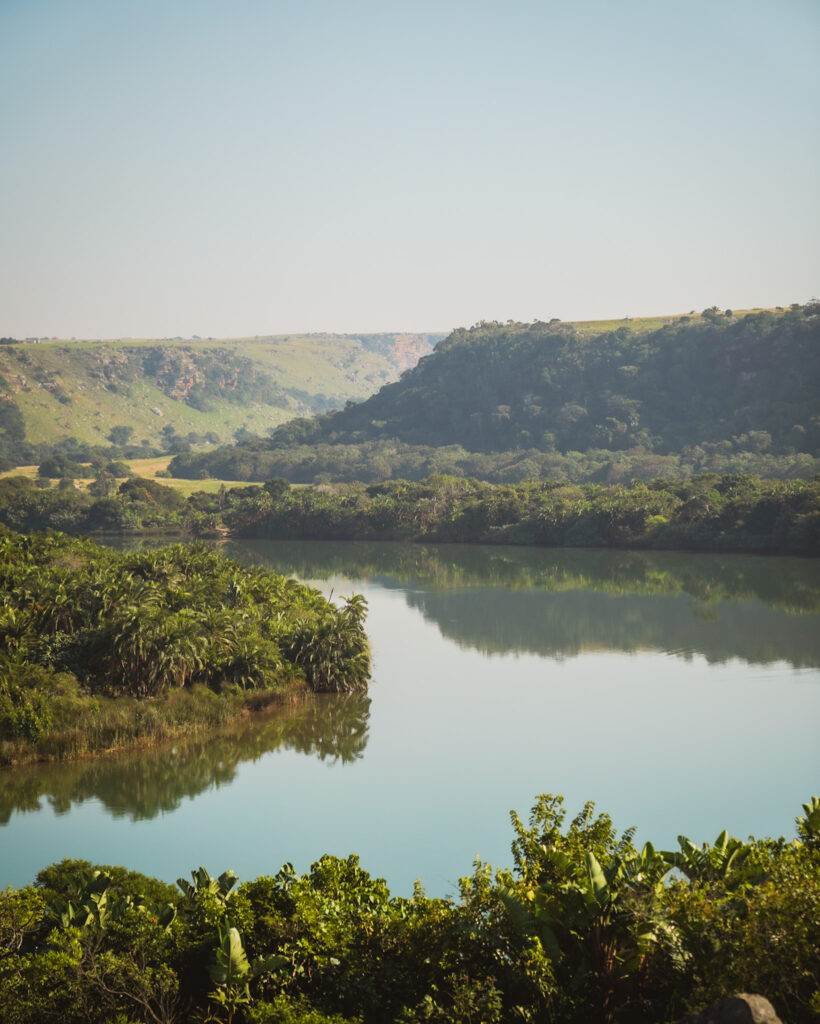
0 795 817 1023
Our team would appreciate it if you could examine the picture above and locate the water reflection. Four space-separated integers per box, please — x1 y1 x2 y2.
3 541 817 895
227 541 820 668
404 588 820 665
0 694 370 824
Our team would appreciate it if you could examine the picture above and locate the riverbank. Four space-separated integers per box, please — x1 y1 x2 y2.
0 532 370 767
0 677 309 768
2 472 819 555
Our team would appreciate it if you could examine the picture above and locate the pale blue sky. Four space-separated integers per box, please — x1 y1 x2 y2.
1 0 818 337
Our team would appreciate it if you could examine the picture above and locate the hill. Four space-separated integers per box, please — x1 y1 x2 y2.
169 305 820 484
0 332 441 467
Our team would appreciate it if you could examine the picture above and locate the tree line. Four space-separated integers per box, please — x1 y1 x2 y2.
1 472 818 555
169 436 820 486
224 474 820 555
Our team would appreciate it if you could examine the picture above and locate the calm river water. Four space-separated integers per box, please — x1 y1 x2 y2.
1 542 818 896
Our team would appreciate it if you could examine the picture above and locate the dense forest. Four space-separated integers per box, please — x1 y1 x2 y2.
1 794 818 1023
168 436 820 486
1 472 818 555
222 474 820 554
0 532 369 764
170 306 820 485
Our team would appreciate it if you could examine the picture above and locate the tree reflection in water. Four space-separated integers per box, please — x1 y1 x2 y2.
225 540 820 615
0 693 370 824
227 540 820 667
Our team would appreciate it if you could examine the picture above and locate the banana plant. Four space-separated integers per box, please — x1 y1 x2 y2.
51 869 176 932
499 841 674 1023
176 866 239 907
206 919 287 1024
797 796 820 850
176 867 240 933
52 870 113 931
662 830 753 887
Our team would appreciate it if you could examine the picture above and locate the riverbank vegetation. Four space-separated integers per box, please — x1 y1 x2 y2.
0 532 370 765
224 474 820 554
1 471 818 555
1 794 817 1023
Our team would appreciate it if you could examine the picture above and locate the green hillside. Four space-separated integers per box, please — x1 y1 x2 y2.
0 332 440 465
170 305 820 484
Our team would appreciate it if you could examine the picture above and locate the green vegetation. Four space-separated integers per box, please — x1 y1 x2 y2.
1 309 816 1020
223 473 820 555
1 471 818 555
172 306 820 484
171 436 820 485
169 436 820 486
1 795 817 1023
0 333 439 466
0 532 370 765
0 473 194 534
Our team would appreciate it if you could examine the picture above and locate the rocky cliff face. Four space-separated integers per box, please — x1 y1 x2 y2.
389 334 439 372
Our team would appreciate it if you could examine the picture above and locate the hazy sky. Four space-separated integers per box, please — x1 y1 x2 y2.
1 0 818 337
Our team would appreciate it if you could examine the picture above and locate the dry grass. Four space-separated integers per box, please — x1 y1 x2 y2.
572 307 777 336
127 455 174 476
0 682 305 767
0 464 39 480
0 457 248 495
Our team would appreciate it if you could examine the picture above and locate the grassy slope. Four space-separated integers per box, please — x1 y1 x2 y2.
0 333 439 448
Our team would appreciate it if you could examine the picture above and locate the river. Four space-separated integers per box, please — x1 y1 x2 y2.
1 541 818 896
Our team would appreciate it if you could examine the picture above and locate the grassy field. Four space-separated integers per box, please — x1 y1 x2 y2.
571 307 776 336
0 457 250 495
5 345 296 447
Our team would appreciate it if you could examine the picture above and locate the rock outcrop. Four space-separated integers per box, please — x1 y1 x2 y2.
677 993 782 1024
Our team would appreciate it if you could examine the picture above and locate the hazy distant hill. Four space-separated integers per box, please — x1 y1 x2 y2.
170 306 820 484
0 332 440 465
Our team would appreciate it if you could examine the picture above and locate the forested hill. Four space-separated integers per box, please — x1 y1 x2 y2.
268 307 820 453
170 306 820 483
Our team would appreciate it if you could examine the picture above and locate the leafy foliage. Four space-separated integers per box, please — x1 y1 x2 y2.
2 471 818 554
0 796 817 1022
220 473 820 555
0 532 370 763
